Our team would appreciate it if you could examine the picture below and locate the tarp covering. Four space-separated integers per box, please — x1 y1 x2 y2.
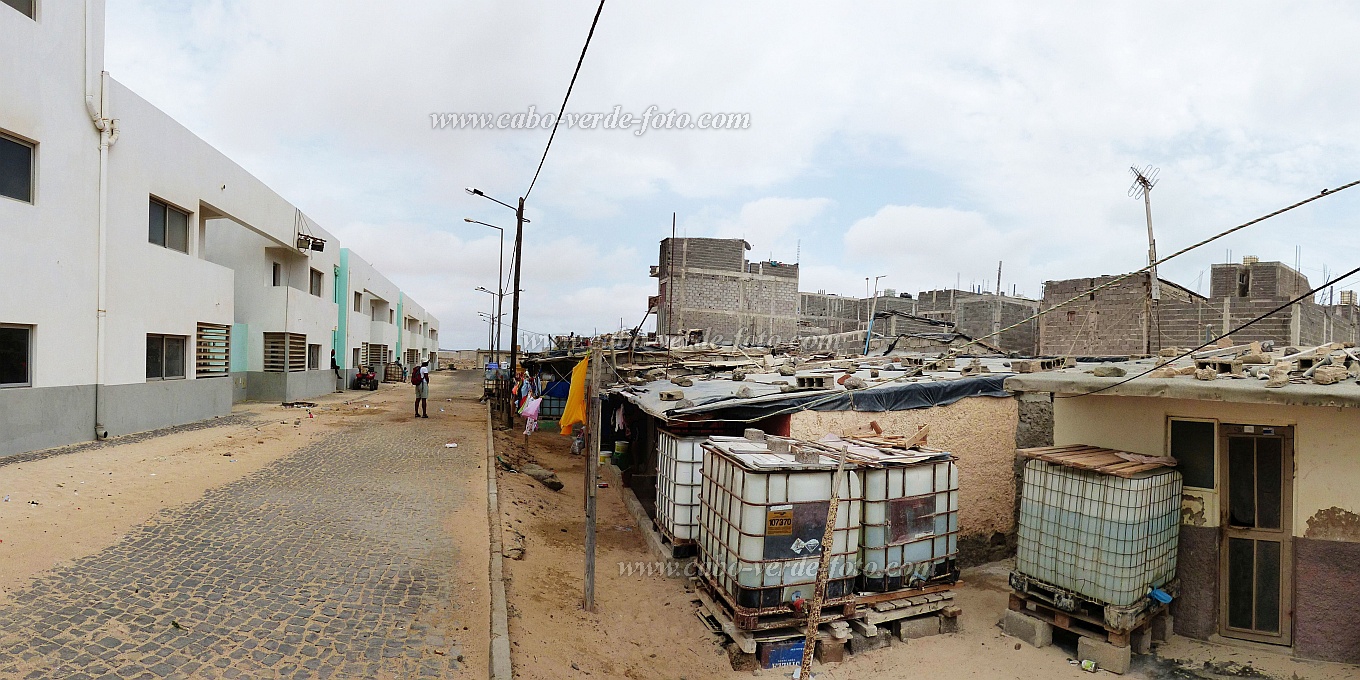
667 374 1011 421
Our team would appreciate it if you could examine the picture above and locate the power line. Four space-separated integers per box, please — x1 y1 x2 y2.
523 0 606 200
669 180 1360 425
944 179 1360 356
1056 262 1360 399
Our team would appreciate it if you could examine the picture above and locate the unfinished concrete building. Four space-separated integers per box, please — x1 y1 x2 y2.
797 291 862 335
1038 259 1360 357
651 238 799 345
917 289 1040 355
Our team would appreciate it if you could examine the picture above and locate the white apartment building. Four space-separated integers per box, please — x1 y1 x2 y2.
0 1 440 457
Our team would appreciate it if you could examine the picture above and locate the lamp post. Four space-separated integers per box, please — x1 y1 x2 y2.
475 287 496 367
464 218 506 366
863 275 886 356
467 188 528 429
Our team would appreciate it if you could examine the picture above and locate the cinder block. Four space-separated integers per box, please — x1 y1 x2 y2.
1150 614 1173 643
815 639 846 664
1131 626 1152 655
847 628 890 655
1078 636 1131 675
1000 610 1051 648
894 615 941 640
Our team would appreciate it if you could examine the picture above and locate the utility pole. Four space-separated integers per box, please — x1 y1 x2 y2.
797 441 851 678
994 261 1003 339
1130 165 1160 355
583 351 599 611
507 197 525 429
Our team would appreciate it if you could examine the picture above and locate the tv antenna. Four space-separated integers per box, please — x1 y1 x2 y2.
1129 165 1161 354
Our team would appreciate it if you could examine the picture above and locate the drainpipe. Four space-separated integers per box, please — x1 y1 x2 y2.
88 68 119 440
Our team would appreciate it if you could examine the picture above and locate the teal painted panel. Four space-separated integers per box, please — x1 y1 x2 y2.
230 323 249 373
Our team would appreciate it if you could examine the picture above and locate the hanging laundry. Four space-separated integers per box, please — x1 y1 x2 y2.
559 354 590 436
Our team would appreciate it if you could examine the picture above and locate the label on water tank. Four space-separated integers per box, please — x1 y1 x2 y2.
764 502 830 559
766 506 794 536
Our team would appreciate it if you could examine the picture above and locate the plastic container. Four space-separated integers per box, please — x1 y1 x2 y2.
698 435 861 613
1016 459 1182 607
859 452 960 592
656 430 704 543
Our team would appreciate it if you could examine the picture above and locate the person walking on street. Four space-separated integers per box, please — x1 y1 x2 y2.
412 359 430 418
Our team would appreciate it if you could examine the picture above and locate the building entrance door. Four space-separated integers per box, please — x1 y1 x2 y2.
1219 424 1293 645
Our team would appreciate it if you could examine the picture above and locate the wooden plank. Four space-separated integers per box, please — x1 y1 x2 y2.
694 587 757 654
854 581 957 607
848 619 878 638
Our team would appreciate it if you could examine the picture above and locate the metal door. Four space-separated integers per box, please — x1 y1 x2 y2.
1218 424 1293 645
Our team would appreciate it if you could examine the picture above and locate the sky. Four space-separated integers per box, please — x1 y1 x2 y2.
105 1 1360 350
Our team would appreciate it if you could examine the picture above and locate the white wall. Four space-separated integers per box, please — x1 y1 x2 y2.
0 1 103 389
1053 394 1360 539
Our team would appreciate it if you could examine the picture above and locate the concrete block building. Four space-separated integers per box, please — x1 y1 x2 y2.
1039 260 1358 357
651 237 798 345
0 0 439 457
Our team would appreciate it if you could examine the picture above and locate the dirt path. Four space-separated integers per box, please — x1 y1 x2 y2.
494 422 1358 680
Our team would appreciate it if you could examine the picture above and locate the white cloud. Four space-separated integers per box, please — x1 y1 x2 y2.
104 1 1360 347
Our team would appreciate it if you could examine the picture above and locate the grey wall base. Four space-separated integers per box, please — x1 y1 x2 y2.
100 378 233 438
0 384 98 458
244 370 343 403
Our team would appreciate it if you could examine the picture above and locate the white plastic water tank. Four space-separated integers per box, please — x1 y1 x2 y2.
698 436 862 613
860 452 959 591
1016 459 1182 607
656 430 703 543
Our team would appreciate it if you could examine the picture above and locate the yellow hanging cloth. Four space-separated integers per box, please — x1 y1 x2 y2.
558 353 590 435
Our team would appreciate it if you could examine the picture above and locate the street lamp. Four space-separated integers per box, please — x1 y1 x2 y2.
863 275 887 356
475 287 497 367
465 218 507 367
467 187 527 430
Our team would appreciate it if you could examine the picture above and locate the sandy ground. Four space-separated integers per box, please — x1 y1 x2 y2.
495 425 1360 680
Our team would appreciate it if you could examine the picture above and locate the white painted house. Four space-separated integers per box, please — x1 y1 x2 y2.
0 0 441 456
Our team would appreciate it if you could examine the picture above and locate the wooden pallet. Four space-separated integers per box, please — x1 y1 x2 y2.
1017 444 1177 478
857 588 955 626
1008 589 1166 648
654 523 698 559
692 573 856 633
693 587 848 655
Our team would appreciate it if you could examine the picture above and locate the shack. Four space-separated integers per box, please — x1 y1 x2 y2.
1006 347 1360 664
607 356 1042 565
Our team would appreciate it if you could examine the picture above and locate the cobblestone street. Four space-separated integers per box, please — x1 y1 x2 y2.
0 373 489 680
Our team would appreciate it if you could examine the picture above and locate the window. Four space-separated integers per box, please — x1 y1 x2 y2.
272 262 283 287
1 0 34 21
263 332 307 372
1066 310 1076 322
146 334 187 380
389 309 395 324
1169 419 1216 489
148 198 189 253
333 266 341 304
309 268 323 297
1237 269 1251 298
353 291 362 313
0 324 31 387
351 347 360 369
0 132 34 203
307 343 321 370
196 323 230 378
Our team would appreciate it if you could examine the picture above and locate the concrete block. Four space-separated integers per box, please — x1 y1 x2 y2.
815 639 846 664
847 628 890 655
1078 637 1131 675
895 614 941 640
1150 614 1173 643
940 607 961 634
1131 626 1153 655
1001 610 1052 648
